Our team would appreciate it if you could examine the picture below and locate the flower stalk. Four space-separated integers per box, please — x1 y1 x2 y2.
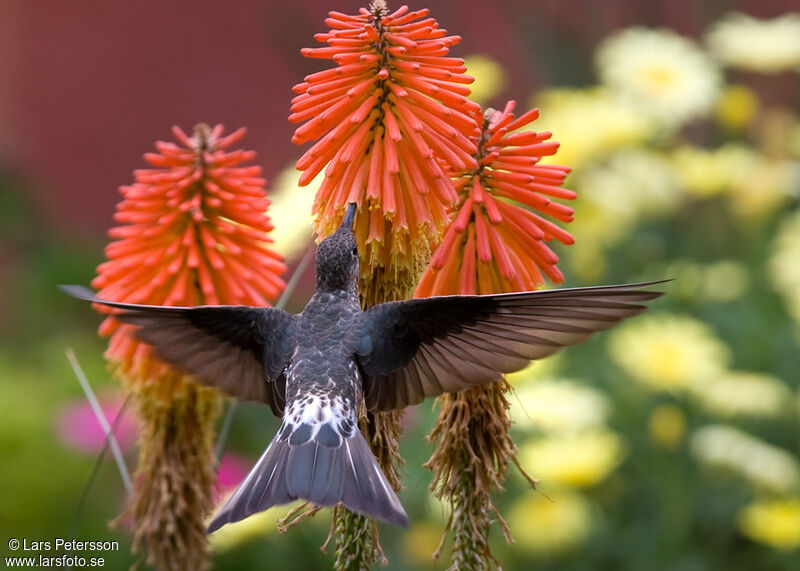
425 380 515 569
294 3 574 568
92 124 285 569
419 103 575 568
292 2 479 568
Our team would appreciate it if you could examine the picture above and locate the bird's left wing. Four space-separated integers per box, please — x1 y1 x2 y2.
354 282 664 411
61 285 295 415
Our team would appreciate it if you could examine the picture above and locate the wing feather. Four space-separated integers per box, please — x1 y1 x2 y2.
61 285 295 413
356 282 665 411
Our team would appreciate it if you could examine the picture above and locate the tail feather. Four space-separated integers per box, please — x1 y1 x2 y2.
340 438 407 526
207 438 291 533
245 440 291 516
285 438 345 503
207 426 408 533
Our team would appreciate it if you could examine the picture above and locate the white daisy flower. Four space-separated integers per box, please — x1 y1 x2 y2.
596 27 722 127
706 12 800 74
691 425 800 494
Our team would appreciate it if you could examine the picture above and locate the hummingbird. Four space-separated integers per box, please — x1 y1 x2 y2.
62 202 663 532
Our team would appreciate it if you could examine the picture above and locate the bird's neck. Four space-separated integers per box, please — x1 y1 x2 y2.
315 275 358 296
314 281 359 299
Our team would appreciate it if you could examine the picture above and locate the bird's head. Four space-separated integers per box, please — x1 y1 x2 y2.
315 203 359 293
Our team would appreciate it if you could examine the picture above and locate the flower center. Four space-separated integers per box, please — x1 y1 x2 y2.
641 65 678 94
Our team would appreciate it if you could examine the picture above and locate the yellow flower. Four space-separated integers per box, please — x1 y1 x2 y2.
568 149 680 256
609 314 731 392
672 143 755 198
701 260 751 303
769 211 800 326
672 142 796 217
737 498 800 550
596 27 721 126
691 371 793 419
728 156 797 221
576 148 681 221
508 489 593 555
715 85 759 131
691 425 800 494
648 404 687 450
518 430 626 487
463 54 505 105
534 87 655 168
664 259 750 303
267 163 318 260
510 379 610 433
706 12 800 74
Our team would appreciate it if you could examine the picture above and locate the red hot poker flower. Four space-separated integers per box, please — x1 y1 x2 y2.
89 124 286 570
416 102 575 297
291 3 480 562
93 124 286 384
419 103 574 569
291 2 480 273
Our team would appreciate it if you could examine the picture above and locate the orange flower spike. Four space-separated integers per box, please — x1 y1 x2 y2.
416 102 576 296
292 1 480 275
88 124 288 570
93 123 286 379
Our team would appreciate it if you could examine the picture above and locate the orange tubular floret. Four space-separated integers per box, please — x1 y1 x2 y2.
416 102 576 297
95 125 286 378
430 225 460 269
292 2 478 260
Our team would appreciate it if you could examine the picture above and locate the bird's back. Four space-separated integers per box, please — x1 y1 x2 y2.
207 288 409 531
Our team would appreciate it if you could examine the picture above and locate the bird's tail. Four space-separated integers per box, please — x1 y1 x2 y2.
207 422 409 533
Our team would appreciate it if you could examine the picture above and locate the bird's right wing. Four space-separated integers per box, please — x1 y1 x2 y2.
61 285 296 415
355 282 664 411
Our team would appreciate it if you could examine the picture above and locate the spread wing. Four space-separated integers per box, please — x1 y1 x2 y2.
355 282 664 411
61 285 296 415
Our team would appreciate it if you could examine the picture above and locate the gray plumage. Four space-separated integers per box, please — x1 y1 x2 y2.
61 202 664 532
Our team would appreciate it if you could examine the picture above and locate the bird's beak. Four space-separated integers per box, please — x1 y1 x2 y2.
342 202 357 230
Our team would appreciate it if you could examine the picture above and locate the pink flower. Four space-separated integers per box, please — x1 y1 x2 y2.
55 392 137 454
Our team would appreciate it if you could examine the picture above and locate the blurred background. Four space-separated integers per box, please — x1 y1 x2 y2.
2 0 800 569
